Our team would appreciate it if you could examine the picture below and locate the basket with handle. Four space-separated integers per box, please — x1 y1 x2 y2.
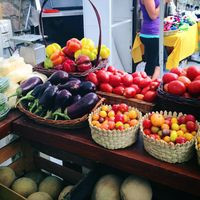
34 0 107 77
140 110 199 163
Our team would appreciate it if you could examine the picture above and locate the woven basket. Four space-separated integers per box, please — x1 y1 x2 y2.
96 91 155 114
17 96 105 129
89 106 142 150
195 134 200 166
140 111 199 163
34 59 108 77
157 84 200 121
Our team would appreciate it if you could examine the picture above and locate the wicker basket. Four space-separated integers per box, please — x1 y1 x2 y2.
33 59 108 77
17 96 104 129
88 106 142 150
96 91 155 114
140 111 199 163
157 84 200 121
195 134 200 166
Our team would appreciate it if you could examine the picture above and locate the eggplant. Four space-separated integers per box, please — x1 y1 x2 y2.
68 77 80 82
58 80 81 94
79 81 96 96
48 70 69 85
11 77 43 98
71 94 81 103
54 92 99 120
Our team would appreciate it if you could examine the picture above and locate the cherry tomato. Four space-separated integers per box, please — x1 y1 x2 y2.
118 103 128 113
100 83 113 93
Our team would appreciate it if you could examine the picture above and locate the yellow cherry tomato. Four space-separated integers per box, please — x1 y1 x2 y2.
92 113 99 121
108 110 115 118
99 111 107 118
171 117 178 124
101 105 109 112
115 121 123 128
128 110 138 119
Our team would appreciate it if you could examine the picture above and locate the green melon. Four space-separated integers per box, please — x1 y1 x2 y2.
27 192 53 200
0 166 16 187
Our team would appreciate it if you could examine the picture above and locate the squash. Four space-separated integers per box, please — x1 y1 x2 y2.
91 174 122 200
120 175 152 200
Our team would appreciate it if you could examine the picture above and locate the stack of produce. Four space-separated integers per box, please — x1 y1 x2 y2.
0 93 10 120
162 66 200 98
141 111 199 163
89 103 141 149
44 38 110 73
16 70 99 121
86 66 160 103
164 15 196 32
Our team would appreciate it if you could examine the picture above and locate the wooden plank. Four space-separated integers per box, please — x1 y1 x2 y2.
0 139 21 165
34 156 83 184
13 116 200 197
0 183 26 200
0 110 22 140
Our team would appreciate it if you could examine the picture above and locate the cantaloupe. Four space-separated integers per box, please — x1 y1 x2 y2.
27 192 53 200
91 174 122 200
58 185 74 200
0 166 16 187
120 175 152 200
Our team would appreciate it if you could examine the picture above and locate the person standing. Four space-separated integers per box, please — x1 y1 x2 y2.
139 0 171 80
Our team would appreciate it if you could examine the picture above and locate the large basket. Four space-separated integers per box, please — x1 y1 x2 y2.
96 91 155 114
157 84 200 120
195 135 200 166
140 111 198 163
88 106 142 150
33 59 108 77
17 96 104 129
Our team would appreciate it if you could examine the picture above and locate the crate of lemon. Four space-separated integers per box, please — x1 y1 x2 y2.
140 111 200 163
88 103 142 150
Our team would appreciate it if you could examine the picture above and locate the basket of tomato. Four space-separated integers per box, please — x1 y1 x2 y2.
140 111 199 163
88 103 142 150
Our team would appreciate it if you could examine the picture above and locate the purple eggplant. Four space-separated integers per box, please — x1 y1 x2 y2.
79 81 96 96
58 79 81 94
71 94 81 103
48 70 69 85
54 92 98 120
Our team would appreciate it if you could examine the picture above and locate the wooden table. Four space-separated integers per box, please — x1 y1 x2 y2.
12 116 200 197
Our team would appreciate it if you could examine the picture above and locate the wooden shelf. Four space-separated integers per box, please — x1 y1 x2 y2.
0 110 22 140
12 116 200 197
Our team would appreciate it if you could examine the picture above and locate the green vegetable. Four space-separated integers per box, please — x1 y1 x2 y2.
0 77 9 93
44 57 53 69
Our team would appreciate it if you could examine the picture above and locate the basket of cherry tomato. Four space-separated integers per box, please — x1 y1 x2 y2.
88 103 142 150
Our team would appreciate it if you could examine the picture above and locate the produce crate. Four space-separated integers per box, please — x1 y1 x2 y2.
0 130 87 200
96 91 155 113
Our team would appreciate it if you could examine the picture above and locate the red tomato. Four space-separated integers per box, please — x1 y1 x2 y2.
186 66 200 81
131 84 141 94
97 70 110 83
162 73 178 84
168 80 186 96
149 81 160 90
133 77 143 85
188 80 200 96
109 74 121 87
132 72 141 78
113 86 124 96
140 71 148 78
138 77 151 88
112 104 120 113
118 103 128 113
115 113 124 123
107 65 116 73
122 74 133 86
99 83 113 93
178 76 191 87
194 75 200 81
170 68 183 76
141 86 151 95
143 91 157 102
124 87 136 98
87 72 99 85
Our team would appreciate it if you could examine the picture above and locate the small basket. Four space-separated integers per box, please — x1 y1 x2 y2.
17 96 104 129
96 91 155 114
89 106 142 150
157 84 200 121
140 111 199 163
164 29 179 36
195 135 200 166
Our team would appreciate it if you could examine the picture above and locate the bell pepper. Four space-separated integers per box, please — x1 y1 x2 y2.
50 50 65 66
74 48 97 61
100 45 110 59
66 38 82 53
44 57 53 69
45 43 61 57
81 38 95 51
63 59 76 72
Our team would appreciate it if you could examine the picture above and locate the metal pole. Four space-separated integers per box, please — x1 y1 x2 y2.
159 0 165 77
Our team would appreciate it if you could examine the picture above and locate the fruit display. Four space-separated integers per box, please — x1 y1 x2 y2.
89 103 141 149
16 70 100 122
141 111 199 163
162 66 200 98
43 38 110 73
86 66 160 103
